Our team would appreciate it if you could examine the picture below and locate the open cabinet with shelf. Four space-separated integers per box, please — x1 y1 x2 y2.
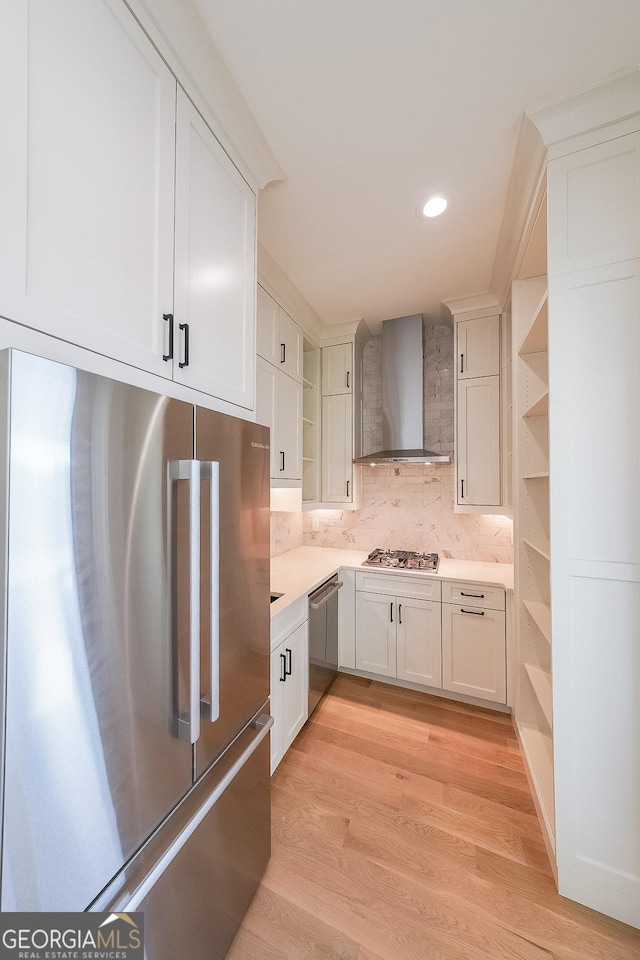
513 263 555 858
302 339 321 502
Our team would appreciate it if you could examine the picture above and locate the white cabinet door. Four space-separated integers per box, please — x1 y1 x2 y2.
457 376 500 505
355 591 396 677
458 316 501 379
173 89 256 409
0 0 176 376
279 311 303 382
322 343 353 395
255 358 278 477
277 372 302 480
322 394 353 502
257 287 302 381
269 644 286 774
282 622 309 750
396 598 442 687
256 285 280 367
442 604 506 703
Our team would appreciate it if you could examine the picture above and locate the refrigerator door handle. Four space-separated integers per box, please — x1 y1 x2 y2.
200 461 220 724
101 713 274 913
170 459 202 745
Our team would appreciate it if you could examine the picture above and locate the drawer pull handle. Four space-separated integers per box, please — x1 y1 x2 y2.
280 652 287 682
461 592 484 599
163 312 174 361
461 608 485 616
280 451 285 472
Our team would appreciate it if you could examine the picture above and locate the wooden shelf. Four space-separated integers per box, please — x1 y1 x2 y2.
523 600 552 645
302 457 315 463
523 471 549 480
303 376 315 389
523 391 548 418
303 417 314 425
523 537 550 561
518 292 548 356
518 723 555 840
524 663 553 728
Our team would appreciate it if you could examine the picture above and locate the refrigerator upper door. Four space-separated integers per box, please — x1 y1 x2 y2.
194 408 270 778
0 351 195 910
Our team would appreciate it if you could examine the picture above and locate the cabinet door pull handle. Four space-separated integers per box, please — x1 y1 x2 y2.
285 647 292 676
346 371 350 388
461 591 484 599
460 479 464 499
346 480 350 497
179 322 190 368
163 313 174 361
461 608 485 616
280 652 287 681
398 603 402 625
281 343 286 364
280 451 285 472
390 602 393 623
460 353 464 374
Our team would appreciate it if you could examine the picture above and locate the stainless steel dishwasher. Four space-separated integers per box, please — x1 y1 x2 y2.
308 575 343 715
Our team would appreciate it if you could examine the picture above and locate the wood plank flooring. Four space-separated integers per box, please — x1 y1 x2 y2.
227 675 640 960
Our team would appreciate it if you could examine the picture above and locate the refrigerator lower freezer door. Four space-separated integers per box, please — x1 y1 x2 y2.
92 708 272 960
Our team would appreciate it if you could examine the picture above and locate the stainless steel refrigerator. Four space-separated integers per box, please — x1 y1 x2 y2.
0 349 271 958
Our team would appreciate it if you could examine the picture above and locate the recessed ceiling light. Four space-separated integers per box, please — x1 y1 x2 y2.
422 195 448 218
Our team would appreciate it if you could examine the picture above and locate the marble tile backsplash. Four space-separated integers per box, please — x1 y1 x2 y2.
302 463 513 563
271 510 303 557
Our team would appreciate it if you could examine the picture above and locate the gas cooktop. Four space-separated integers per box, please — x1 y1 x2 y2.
362 548 439 572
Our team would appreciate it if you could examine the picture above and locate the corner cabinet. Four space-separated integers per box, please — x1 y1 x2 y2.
0 0 256 411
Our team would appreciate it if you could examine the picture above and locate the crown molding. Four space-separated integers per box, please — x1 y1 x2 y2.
257 245 327 343
527 66 640 149
125 0 284 192
441 292 501 322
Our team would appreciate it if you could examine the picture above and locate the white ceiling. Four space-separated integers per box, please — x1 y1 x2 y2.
193 0 640 333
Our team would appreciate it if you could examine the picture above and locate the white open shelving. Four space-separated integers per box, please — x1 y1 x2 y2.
513 260 555 859
302 340 321 502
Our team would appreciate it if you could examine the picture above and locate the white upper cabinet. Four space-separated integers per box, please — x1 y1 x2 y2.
322 343 353 395
458 316 501 379
547 132 640 275
256 285 302 382
173 89 256 409
322 394 353 502
0 0 176 376
0 0 257 411
457 376 501 505
255 358 302 481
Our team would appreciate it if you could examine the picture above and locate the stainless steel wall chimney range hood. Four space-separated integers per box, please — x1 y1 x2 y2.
354 313 451 465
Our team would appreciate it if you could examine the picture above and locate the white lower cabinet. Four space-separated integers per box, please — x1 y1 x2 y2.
355 590 442 687
270 620 309 774
354 573 507 705
442 604 506 703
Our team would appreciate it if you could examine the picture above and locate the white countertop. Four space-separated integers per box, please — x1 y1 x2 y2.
270 545 513 618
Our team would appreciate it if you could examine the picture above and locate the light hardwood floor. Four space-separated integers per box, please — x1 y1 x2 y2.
227 675 640 960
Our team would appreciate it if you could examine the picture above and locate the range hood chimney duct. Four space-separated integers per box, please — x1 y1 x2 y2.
354 314 451 464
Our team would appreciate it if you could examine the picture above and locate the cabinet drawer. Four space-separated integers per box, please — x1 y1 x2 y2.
355 571 441 601
441 581 505 611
